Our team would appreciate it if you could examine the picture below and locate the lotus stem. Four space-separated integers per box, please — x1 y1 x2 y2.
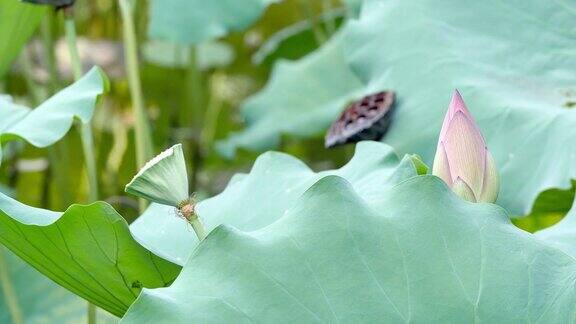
63 8 99 323
0 247 23 324
41 11 60 94
199 77 223 152
119 0 154 169
180 202 207 241
322 0 336 35
19 47 43 104
298 0 327 45
63 8 99 202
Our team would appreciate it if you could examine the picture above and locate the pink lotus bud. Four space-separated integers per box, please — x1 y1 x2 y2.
432 90 499 203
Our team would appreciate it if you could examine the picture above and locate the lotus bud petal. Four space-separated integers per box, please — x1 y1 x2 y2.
432 90 500 203
125 144 189 207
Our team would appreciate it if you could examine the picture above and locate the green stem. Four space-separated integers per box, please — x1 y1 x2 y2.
322 0 336 35
119 0 153 169
0 247 23 324
199 75 223 151
182 46 205 191
87 303 97 324
63 9 99 202
189 218 207 241
62 8 99 322
41 10 60 94
298 0 327 45
19 47 43 104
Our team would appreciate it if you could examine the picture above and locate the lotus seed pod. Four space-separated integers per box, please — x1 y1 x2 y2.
125 144 189 207
432 90 500 203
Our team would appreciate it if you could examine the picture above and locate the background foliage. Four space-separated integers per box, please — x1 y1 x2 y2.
1 0 574 322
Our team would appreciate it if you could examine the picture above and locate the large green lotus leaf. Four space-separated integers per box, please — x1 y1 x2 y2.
217 30 364 158
343 0 576 215
535 196 576 258
0 67 107 162
148 0 279 45
0 0 46 78
131 141 418 265
0 194 181 317
123 174 576 322
0 247 117 323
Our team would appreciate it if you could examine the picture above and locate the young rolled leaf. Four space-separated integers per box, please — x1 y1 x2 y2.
124 174 576 322
148 0 279 45
0 195 181 317
130 141 421 265
125 143 189 207
0 66 108 163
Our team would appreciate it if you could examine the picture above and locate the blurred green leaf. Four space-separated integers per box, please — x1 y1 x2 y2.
148 0 279 45
0 246 117 323
124 162 576 322
131 141 418 265
143 41 235 70
218 30 364 158
0 67 107 162
0 196 181 317
0 0 46 78
252 8 346 65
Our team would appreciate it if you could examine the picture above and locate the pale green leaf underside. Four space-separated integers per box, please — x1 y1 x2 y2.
124 173 576 322
0 67 107 162
0 0 46 78
131 141 418 265
148 0 279 45
0 246 117 324
344 0 576 216
0 194 181 317
217 30 364 158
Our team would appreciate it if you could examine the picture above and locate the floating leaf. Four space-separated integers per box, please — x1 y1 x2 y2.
0 0 46 78
124 173 576 322
131 141 419 265
343 0 576 215
148 0 279 45
217 30 364 158
0 196 181 317
0 246 117 323
0 67 108 163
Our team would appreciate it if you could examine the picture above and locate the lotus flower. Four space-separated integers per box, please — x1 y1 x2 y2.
432 90 499 203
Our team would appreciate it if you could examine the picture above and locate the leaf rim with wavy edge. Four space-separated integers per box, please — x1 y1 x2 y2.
130 141 419 266
0 195 181 317
0 66 108 163
123 174 576 322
